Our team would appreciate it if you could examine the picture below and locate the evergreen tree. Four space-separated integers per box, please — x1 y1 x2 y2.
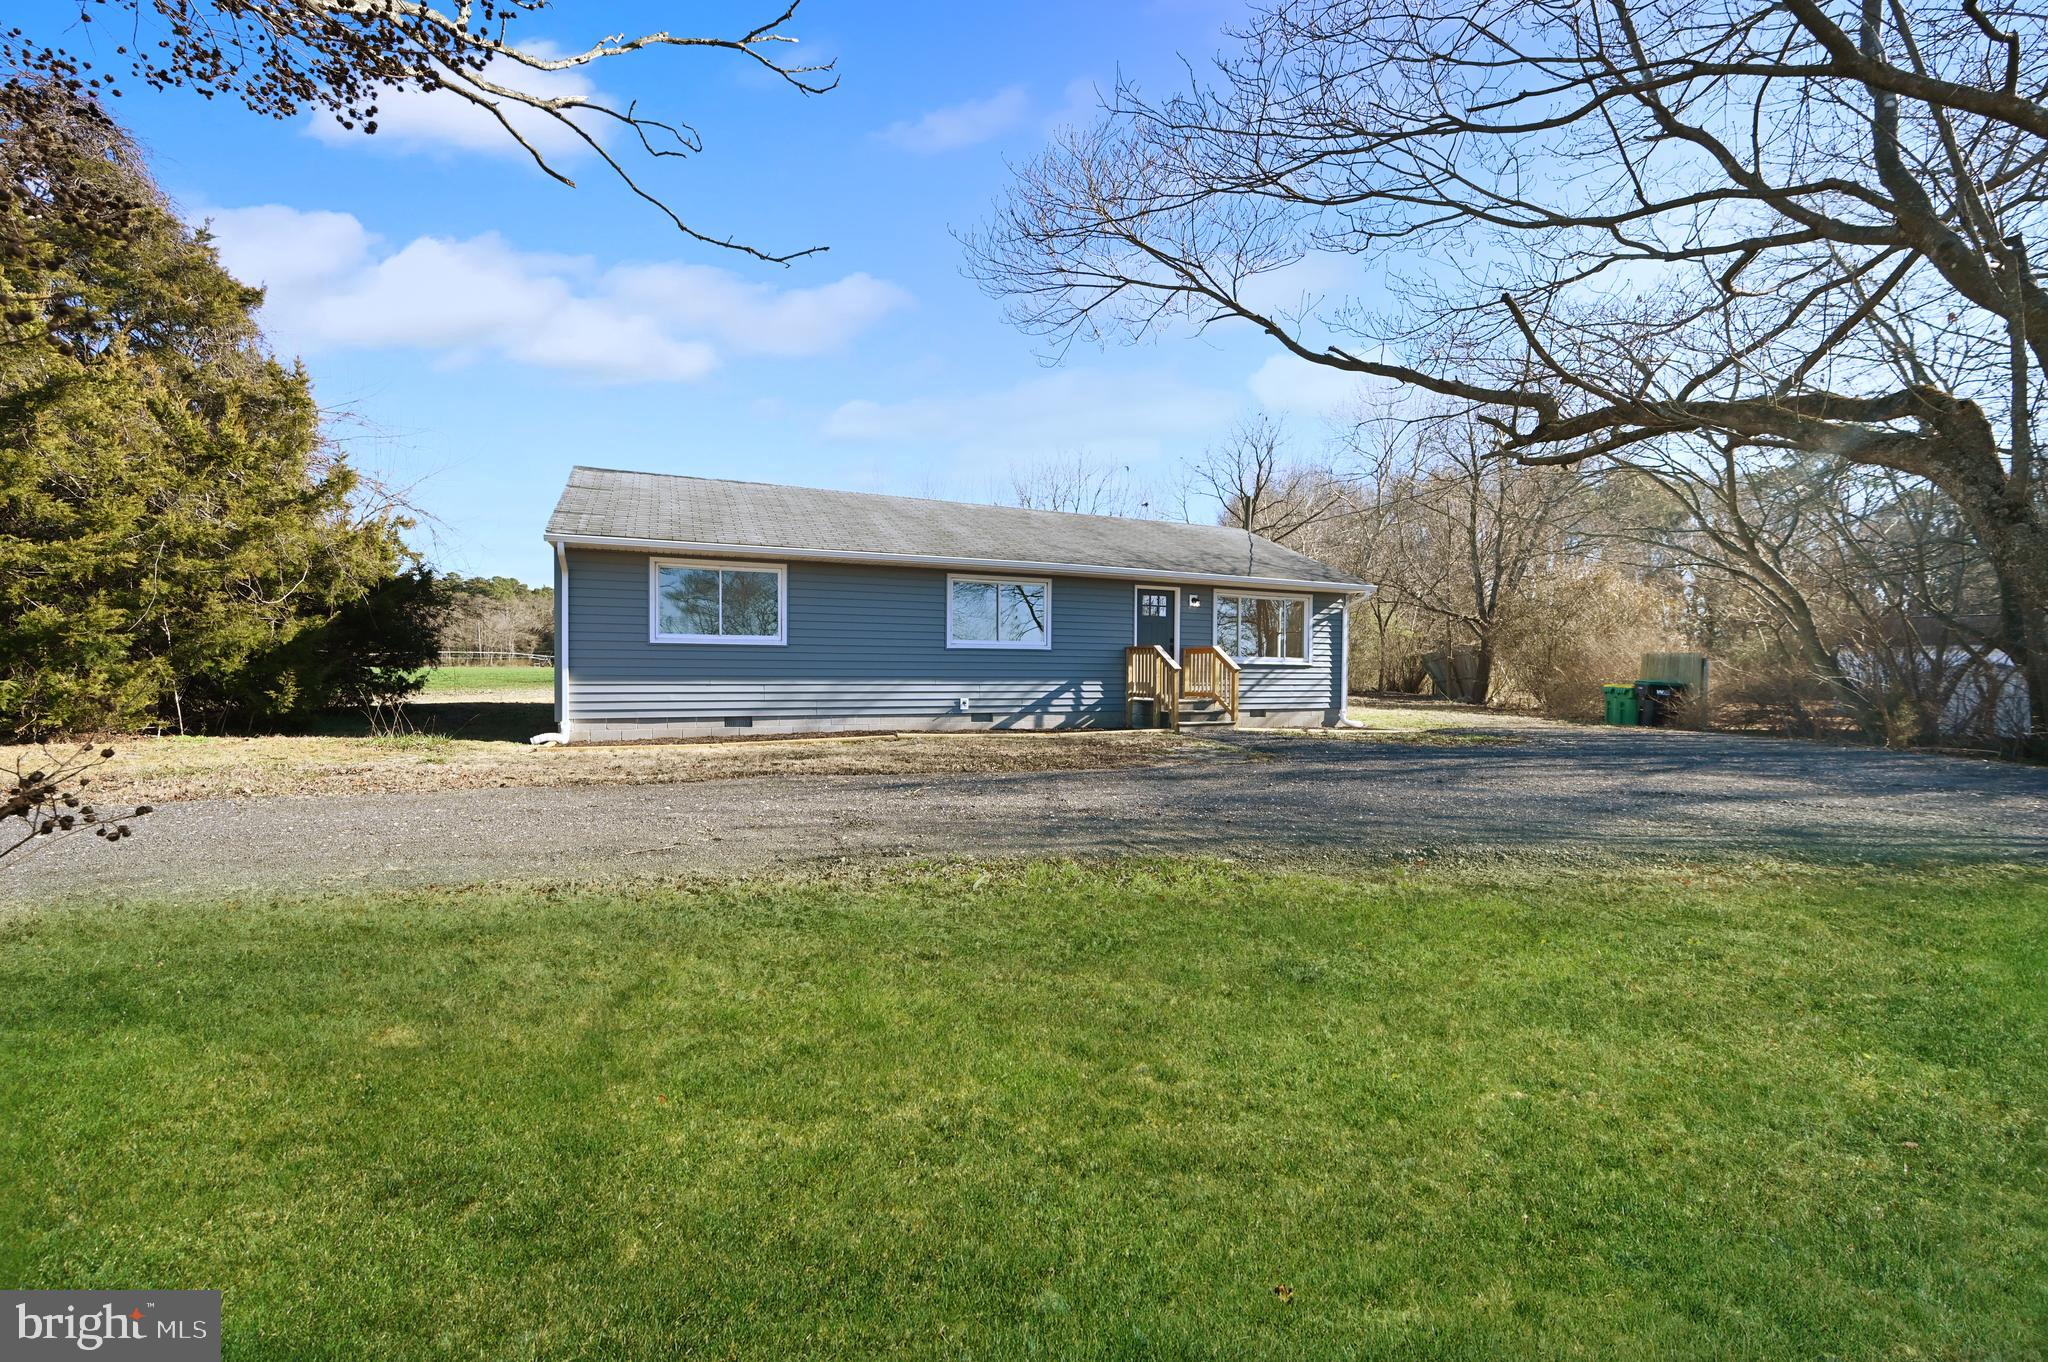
0 84 437 738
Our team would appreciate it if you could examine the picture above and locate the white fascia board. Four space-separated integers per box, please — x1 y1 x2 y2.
544 532 1376 596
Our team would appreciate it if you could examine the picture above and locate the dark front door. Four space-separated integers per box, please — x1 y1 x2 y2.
1135 587 1177 652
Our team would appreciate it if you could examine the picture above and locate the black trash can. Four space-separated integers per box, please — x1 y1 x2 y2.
1634 680 1688 727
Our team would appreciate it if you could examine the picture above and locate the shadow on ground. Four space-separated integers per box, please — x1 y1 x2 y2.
11 714 2046 902
292 700 555 744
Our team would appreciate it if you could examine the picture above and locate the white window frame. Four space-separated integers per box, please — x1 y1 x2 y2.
1213 590 1313 666
945 573 1053 650
1131 584 1181 655
648 556 788 646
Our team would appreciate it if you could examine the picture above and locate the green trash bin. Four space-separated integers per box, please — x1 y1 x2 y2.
1602 683 1639 726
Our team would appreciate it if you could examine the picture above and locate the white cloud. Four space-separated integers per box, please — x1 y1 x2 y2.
304 48 607 160
1235 253 1359 318
824 368 1236 458
604 264 912 357
198 204 372 292
1248 354 1369 415
1247 352 1425 422
1045 77 1103 134
204 204 910 385
878 86 1030 153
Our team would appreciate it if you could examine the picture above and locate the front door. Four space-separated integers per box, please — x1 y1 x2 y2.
1135 587 1177 653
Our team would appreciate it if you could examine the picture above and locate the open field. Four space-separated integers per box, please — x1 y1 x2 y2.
2 859 2041 1359
415 664 555 696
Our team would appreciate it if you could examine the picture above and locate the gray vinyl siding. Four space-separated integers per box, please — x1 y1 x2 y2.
1181 588 1347 716
561 548 1344 726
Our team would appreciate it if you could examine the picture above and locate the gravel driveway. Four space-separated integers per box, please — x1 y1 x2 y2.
9 720 2046 901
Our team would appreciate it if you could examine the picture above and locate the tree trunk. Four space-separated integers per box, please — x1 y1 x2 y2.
1976 506 2048 749
1769 577 1891 738
1925 446 2048 751
1470 636 1496 706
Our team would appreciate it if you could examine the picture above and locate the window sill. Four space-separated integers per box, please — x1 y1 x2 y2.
650 635 788 646
946 640 1052 651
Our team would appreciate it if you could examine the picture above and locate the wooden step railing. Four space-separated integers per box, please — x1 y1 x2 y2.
1124 645 1182 730
1127 645 1241 729
1181 646 1240 724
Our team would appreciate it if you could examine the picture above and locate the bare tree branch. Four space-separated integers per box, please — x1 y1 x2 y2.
967 0 2048 744
4 0 836 263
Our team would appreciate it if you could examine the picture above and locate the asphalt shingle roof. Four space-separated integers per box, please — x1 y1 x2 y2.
546 467 1369 591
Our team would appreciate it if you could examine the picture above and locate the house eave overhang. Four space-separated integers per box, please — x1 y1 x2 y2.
544 532 1375 596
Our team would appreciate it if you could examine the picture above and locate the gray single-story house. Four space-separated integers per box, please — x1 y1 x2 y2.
542 467 1373 742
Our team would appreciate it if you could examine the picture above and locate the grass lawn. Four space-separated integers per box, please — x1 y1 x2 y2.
415 664 556 694
1336 704 1532 745
2 860 2042 1359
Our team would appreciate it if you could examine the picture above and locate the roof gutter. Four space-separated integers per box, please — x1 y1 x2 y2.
543 532 1375 596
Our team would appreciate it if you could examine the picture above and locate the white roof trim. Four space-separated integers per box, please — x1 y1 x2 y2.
545 532 1375 595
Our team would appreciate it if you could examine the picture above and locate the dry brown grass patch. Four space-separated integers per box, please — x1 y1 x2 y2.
18 726 1238 803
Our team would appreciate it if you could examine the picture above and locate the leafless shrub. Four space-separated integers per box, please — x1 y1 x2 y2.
363 695 418 739
1494 568 1685 722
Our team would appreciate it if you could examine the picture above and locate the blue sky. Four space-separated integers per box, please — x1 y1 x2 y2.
32 0 1367 584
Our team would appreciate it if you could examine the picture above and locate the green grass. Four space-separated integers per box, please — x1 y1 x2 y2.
415 664 555 694
2 860 2043 1359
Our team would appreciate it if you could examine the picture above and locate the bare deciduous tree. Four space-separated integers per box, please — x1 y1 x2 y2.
1003 453 1151 517
1361 417 1596 703
1284 466 1414 691
1186 414 1348 547
1608 439 2017 741
969 0 2048 744
436 575 554 659
6 1 836 261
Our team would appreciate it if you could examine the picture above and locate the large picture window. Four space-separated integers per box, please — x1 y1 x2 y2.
947 575 1050 649
1214 592 1309 663
650 558 786 644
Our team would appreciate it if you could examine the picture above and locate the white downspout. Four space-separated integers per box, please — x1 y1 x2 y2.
531 540 572 745
1335 595 1351 726
1336 589 1369 727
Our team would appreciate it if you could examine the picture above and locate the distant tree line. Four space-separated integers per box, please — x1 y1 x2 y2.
0 83 439 740
437 576 556 660
1008 412 2030 749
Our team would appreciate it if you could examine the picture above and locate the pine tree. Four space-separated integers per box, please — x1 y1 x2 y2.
0 82 437 738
